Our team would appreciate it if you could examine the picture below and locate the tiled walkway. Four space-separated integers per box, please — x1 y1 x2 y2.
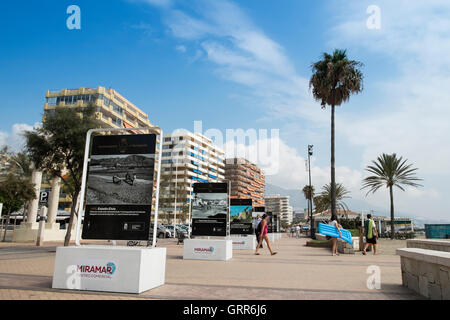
0 236 422 300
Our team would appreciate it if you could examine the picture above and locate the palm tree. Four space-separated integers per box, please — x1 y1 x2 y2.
313 183 351 215
302 185 315 222
310 49 363 220
362 153 422 239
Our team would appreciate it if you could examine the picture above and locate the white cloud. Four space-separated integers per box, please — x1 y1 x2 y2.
0 123 40 152
223 135 363 194
130 0 172 8
175 45 186 53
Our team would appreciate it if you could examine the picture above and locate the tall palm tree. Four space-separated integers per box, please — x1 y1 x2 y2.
310 49 363 220
362 153 422 239
302 185 315 202
314 182 351 214
302 185 315 222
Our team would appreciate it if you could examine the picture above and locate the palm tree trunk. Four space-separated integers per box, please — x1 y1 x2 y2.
330 104 337 219
389 185 395 239
64 190 79 246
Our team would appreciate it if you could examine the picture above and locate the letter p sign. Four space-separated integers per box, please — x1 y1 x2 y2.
67 5 81 30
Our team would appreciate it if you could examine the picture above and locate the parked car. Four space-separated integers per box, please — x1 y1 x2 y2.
150 223 168 238
165 225 187 237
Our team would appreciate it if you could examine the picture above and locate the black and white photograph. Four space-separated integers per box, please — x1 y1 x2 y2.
86 154 155 205
192 193 228 219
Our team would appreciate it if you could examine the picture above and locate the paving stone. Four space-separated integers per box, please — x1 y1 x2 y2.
0 236 423 300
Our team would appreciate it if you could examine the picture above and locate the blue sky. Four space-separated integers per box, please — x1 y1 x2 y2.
1 0 449 221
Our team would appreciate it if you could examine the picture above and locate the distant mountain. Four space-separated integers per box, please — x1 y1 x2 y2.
265 184 307 210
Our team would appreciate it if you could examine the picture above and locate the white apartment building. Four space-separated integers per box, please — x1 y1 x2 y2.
159 130 226 216
265 194 293 224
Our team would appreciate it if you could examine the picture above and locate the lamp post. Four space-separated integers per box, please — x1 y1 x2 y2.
173 158 178 238
308 145 314 239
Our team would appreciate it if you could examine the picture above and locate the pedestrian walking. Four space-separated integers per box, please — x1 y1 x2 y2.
295 225 300 238
254 215 263 248
255 214 277 256
329 216 342 256
362 214 378 255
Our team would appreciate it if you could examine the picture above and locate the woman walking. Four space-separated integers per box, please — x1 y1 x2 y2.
329 216 342 256
255 214 277 256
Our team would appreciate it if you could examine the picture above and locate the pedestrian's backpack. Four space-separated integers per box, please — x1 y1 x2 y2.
256 221 263 233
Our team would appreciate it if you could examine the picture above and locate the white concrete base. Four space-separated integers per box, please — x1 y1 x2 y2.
229 235 256 250
183 239 232 261
13 225 76 243
45 223 61 231
52 246 166 294
12 227 39 242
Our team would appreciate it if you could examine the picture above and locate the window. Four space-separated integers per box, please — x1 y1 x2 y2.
164 138 172 142
47 97 57 106
162 152 171 157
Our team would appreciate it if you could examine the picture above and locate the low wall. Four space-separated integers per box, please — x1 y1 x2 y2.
407 239 450 252
315 233 359 254
397 248 450 300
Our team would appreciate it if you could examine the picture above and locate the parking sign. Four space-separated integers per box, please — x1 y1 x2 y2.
39 191 49 204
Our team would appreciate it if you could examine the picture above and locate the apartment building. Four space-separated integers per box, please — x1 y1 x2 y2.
225 158 265 207
265 194 293 224
159 130 226 215
44 86 154 130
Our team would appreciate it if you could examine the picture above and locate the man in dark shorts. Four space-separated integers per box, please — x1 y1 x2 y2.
363 214 378 255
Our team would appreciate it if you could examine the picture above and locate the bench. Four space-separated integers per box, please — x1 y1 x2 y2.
397 247 450 300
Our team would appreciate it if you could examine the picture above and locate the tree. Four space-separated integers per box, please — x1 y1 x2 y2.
310 49 363 220
0 146 32 181
24 105 101 246
362 153 422 239
302 185 315 202
1 147 34 221
302 185 315 223
0 174 36 215
313 183 351 214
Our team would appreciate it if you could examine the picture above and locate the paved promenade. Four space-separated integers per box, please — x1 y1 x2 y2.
0 235 422 300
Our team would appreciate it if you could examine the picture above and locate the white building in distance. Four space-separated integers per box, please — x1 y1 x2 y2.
159 130 225 219
265 194 293 224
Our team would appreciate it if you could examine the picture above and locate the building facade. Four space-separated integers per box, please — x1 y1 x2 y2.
159 130 226 220
45 87 153 130
225 158 265 207
265 194 293 224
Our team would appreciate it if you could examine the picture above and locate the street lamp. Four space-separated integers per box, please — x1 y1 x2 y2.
307 145 314 239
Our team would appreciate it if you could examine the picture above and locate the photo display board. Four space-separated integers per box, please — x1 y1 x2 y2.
191 182 229 237
82 134 157 240
230 199 253 235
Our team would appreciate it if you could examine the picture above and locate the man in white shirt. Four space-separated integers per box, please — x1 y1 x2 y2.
295 225 300 238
